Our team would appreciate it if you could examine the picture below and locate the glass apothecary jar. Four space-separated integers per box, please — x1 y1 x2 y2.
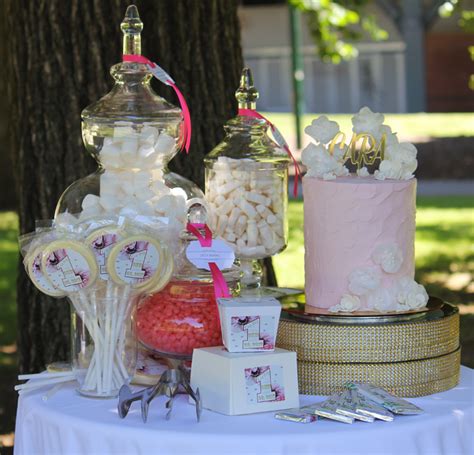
55 5 204 229
204 68 289 288
135 223 240 360
70 289 138 398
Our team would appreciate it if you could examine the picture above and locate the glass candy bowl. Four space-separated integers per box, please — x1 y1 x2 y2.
204 68 289 289
55 5 203 229
135 227 240 360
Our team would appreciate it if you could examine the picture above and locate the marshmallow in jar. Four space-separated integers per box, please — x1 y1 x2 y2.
204 69 289 261
54 5 205 227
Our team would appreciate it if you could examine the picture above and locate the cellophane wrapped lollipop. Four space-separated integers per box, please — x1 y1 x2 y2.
21 216 176 398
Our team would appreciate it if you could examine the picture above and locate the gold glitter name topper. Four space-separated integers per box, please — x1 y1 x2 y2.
329 132 386 170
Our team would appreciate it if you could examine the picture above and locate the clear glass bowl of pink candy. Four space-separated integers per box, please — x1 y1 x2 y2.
135 276 240 360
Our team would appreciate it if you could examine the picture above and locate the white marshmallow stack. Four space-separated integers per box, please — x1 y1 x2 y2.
74 124 205 228
206 157 286 258
101 122 176 170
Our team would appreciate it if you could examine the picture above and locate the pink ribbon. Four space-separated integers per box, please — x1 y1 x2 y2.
186 223 231 299
238 108 301 197
123 54 191 153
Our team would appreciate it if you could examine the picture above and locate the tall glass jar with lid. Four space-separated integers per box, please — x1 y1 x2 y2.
55 5 204 230
204 68 290 290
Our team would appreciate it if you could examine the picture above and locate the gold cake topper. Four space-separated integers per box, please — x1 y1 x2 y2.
328 132 386 170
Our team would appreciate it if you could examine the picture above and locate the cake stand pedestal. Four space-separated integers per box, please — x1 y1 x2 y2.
275 292 460 397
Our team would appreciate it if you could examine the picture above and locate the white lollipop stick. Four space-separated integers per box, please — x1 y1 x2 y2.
18 371 72 380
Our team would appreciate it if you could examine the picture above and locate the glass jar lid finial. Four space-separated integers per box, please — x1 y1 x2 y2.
121 4 143 55
235 68 259 110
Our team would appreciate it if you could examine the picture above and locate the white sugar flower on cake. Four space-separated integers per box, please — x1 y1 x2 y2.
376 142 418 181
394 277 429 310
351 106 385 136
372 243 404 274
366 287 396 312
301 142 349 180
348 266 382 296
305 115 340 144
302 106 418 181
329 294 361 313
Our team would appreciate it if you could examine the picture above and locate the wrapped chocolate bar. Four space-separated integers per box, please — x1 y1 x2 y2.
275 408 317 424
335 390 375 422
304 395 354 424
349 389 394 422
347 382 424 415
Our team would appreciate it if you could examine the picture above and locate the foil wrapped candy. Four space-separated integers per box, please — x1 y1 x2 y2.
118 365 201 422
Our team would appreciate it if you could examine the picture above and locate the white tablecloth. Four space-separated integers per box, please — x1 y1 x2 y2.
15 366 474 455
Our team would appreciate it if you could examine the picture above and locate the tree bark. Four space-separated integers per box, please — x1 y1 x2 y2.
5 0 243 373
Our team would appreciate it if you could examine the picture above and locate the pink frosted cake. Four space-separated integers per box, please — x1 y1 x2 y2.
302 108 428 313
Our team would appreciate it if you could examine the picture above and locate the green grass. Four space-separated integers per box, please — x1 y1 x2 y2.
263 112 474 142
274 196 474 305
0 212 18 347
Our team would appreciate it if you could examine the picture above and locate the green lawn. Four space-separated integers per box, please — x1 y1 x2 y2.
274 196 474 305
263 112 474 142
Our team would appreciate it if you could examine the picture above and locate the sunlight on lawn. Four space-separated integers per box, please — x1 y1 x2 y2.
264 112 474 144
274 197 474 304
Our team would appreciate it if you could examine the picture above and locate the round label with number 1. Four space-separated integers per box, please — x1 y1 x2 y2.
107 235 165 290
26 246 66 297
86 226 122 281
41 240 98 293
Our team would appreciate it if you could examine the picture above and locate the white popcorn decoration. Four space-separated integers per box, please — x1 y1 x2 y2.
205 157 286 258
304 115 340 144
329 294 361 313
366 287 396 312
303 107 418 181
348 267 382 296
351 106 385 136
371 243 404 274
357 167 369 177
394 277 429 311
301 143 348 180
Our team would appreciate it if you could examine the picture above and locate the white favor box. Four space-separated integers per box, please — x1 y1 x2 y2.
191 347 299 415
217 296 282 352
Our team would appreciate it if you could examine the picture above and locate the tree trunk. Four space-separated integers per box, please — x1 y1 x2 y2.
5 0 243 373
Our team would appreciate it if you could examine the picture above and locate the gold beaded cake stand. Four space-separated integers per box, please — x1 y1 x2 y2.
274 291 460 397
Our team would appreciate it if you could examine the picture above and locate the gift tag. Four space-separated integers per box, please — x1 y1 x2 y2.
25 246 66 297
86 226 122 281
41 240 98 293
107 235 166 290
186 239 235 271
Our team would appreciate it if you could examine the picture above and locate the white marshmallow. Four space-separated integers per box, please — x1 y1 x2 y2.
227 207 241 228
81 194 101 210
218 181 241 196
247 220 258 247
155 133 176 155
267 214 277 224
239 200 257 219
137 144 158 167
100 195 121 212
216 214 228 236
216 198 234 216
234 215 247 237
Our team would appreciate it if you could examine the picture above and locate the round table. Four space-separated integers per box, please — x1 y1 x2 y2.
15 367 474 455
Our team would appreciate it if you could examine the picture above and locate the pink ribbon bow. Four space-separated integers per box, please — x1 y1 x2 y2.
238 108 301 197
123 54 192 153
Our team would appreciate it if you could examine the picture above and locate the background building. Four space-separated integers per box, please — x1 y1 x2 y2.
240 0 474 113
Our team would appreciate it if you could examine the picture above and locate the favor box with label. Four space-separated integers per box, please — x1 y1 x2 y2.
217 296 282 352
191 346 299 415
